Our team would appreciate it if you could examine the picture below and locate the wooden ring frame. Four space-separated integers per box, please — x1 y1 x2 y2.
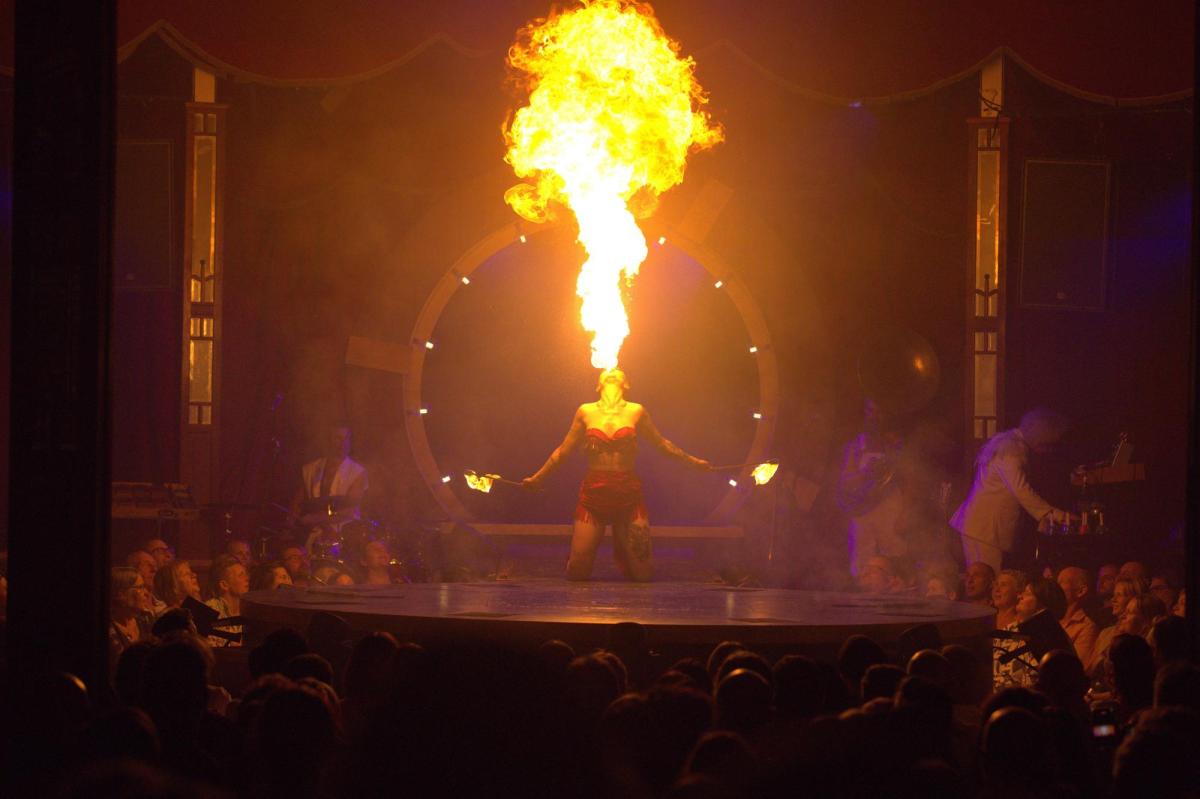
403 222 779 525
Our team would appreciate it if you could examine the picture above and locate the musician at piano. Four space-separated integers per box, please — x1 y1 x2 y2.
950 408 1074 573
837 399 908 578
290 424 369 553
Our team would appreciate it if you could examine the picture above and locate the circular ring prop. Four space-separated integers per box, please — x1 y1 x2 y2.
404 222 779 525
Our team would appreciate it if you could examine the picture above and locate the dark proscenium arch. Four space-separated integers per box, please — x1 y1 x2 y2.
404 220 779 526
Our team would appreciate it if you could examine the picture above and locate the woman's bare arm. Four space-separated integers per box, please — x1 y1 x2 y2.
524 406 588 487
638 409 711 471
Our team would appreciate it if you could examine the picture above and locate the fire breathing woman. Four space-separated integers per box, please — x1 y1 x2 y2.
522 367 712 582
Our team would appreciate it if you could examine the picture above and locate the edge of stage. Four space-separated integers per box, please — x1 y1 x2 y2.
242 580 996 658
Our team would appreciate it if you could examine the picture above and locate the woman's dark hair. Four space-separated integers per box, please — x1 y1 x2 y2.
1028 577 1068 621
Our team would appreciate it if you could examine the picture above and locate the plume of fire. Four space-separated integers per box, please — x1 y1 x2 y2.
463 471 497 494
503 0 722 370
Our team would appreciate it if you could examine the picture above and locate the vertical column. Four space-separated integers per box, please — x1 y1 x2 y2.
965 57 1008 448
8 1 115 685
180 69 227 557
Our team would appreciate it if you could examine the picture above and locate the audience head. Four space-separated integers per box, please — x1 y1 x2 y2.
565 653 624 724
1110 575 1145 618
1112 707 1200 799
1154 662 1200 712
110 566 154 617
1056 566 1089 612
941 644 989 706
668 658 712 695
145 538 175 568
208 555 250 602
1149 573 1179 608
150 607 196 638
1118 560 1149 584
282 652 336 687
684 730 756 791
280 546 308 579
1149 615 1190 667
1117 594 1167 638
152 560 200 608
254 684 337 792
964 562 995 603
771 654 824 718
907 649 951 689
142 636 211 733
249 627 309 679
861 663 906 702
537 639 577 675
227 538 254 567
992 569 1028 613
857 556 901 593
1016 577 1067 622
343 631 399 702
714 649 771 687
251 561 293 591
1096 563 1119 597
1034 649 1088 708
922 562 960 601
837 634 887 697
981 706 1051 787
126 550 158 587
714 668 771 733
1173 587 1186 617
1108 633 1156 711
706 641 745 679
599 685 713 795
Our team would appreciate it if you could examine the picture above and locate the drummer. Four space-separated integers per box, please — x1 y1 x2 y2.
291 424 369 555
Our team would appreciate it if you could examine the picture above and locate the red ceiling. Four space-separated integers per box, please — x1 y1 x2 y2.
1 1 1193 100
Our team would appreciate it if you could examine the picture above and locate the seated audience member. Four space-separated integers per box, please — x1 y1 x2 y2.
921 562 961 601
836 634 887 704
992 569 1027 629
1118 560 1148 584
962 561 995 606
856 556 907 594
153 559 201 610
1090 576 1146 672
226 539 255 569
342 631 401 735
941 644 989 725
127 549 167 614
714 668 771 734
1112 707 1200 799
1106 634 1156 726
250 561 293 591
1084 562 1120 626
979 706 1053 794
205 555 249 647
280 545 310 586
248 627 309 680
1116 594 1168 640
1015 578 1073 660
145 538 175 569
994 576 1070 689
907 649 951 690
683 730 757 794
358 538 398 585
860 663 906 702
109 566 155 665
1148 615 1190 668
1154 662 1200 713
1034 650 1090 724
1172 586 1186 618
1056 566 1099 664
706 641 745 680
311 565 340 585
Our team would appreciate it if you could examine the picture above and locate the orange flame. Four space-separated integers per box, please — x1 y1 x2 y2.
504 0 722 369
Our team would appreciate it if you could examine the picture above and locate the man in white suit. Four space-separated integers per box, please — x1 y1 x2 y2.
951 408 1073 572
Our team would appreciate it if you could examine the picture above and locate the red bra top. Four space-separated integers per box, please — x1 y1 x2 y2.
585 426 637 454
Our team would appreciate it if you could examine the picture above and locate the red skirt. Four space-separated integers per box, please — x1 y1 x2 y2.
576 470 646 526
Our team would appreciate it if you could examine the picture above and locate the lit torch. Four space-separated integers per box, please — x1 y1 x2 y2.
503 0 722 370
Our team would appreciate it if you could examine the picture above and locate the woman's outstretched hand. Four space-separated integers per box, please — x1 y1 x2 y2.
521 476 544 491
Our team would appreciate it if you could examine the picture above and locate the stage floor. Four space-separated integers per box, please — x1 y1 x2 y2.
242 580 995 654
